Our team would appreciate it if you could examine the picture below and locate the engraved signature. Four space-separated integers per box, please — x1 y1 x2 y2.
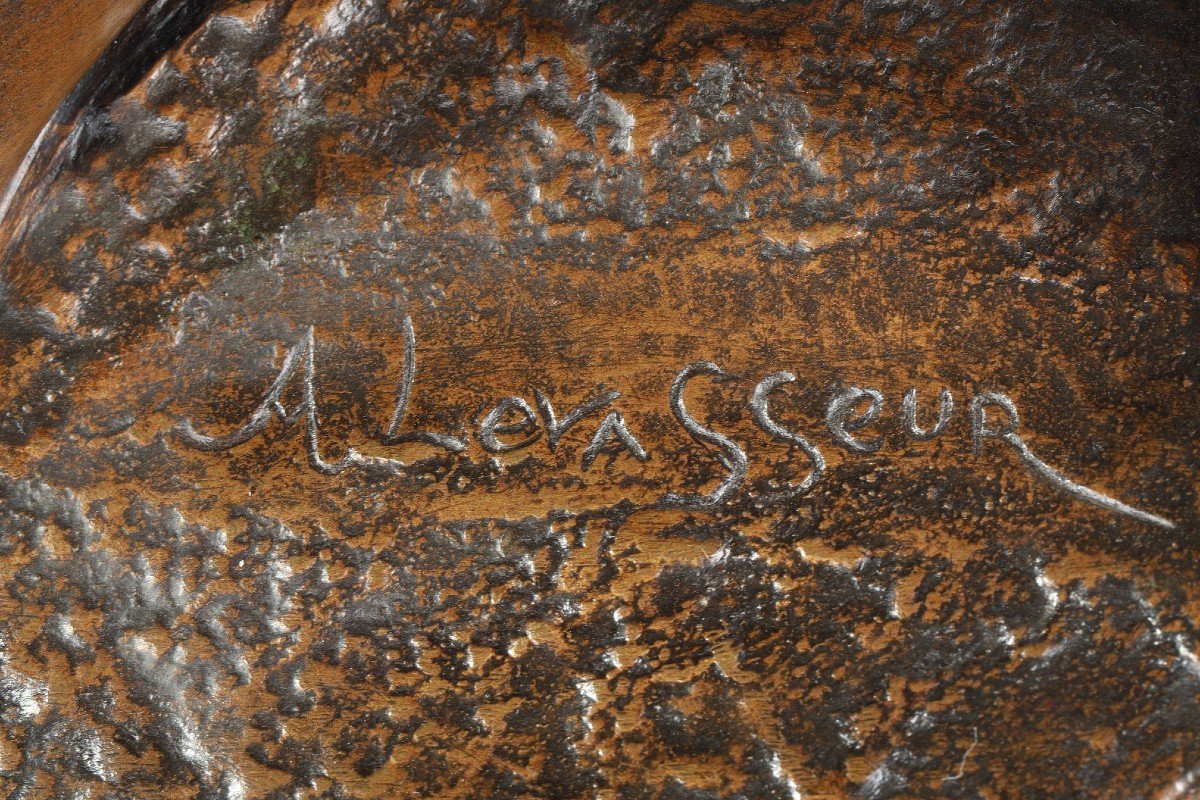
175 321 1177 530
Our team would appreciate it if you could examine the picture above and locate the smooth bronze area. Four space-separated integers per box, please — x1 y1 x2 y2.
0 0 146 190
0 1 1196 798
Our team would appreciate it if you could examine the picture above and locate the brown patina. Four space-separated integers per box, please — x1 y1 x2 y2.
0 1 1196 798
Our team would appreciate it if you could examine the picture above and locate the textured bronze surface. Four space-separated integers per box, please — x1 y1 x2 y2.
0 1 1197 798
0 0 145 190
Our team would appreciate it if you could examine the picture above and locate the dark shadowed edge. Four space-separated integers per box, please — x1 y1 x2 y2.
0 0 220 259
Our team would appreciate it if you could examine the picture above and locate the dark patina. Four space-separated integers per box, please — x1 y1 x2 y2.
0 1 1196 797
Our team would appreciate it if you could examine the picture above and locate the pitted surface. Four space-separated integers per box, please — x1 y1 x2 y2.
0 1 1197 797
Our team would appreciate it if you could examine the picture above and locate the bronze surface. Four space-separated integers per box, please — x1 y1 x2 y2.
0 0 144 190
0 1 1197 798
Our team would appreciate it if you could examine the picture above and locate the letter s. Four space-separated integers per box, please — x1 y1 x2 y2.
659 362 747 511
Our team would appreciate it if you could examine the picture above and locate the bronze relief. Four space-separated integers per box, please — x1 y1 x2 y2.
0 1 1196 797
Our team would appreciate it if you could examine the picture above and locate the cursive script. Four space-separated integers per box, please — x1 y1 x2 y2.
175 321 1176 530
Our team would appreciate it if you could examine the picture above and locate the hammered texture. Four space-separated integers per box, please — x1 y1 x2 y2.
0 1 1197 798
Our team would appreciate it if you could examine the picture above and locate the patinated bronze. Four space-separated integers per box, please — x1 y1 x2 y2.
0 1 1196 798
